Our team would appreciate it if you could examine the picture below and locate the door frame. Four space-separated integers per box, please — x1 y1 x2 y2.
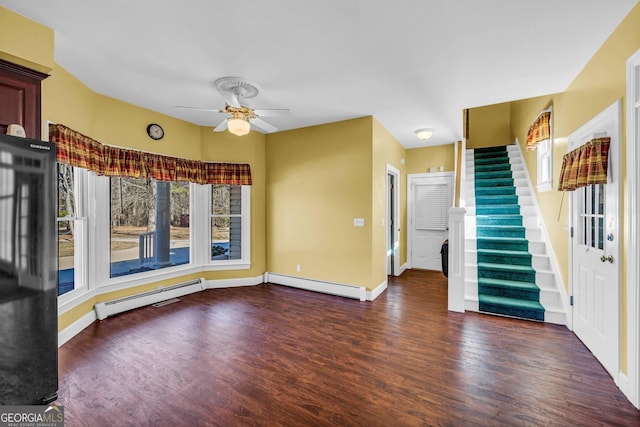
626 47 640 408
386 164 401 276
407 172 454 269
567 100 621 383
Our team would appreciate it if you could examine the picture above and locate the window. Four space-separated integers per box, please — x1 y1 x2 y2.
109 178 190 277
210 184 250 264
57 164 87 296
537 137 553 192
577 184 605 251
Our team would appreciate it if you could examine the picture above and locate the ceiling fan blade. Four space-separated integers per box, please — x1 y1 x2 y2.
253 108 291 117
251 117 279 133
213 118 228 132
219 90 242 108
175 105 224 113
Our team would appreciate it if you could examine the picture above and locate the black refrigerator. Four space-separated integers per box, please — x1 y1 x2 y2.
0 133 58 405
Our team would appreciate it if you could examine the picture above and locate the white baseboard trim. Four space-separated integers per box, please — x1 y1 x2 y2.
205 275 264 289
398 263 408 276
367 280 387 301
267 273 367 301
58 309 97 348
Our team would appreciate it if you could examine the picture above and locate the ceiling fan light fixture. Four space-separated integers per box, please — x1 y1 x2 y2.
228 117 251 136
415 128 433 140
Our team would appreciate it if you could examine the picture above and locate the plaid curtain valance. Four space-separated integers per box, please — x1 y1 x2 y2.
526 110 552 151
557 137 610 192
49 124 252 185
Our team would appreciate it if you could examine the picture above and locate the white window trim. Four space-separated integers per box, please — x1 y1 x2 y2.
56 166 90 305
536 107 553 192
207 184 251 271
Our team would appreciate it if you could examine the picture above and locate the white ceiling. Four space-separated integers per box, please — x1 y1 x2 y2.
2 0 637 148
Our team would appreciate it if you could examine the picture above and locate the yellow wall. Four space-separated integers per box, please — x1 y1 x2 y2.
0 8 53 73
509 95 566 284
265 117 377 288
372 118 407 273
405 144 455 174
467 101 513 149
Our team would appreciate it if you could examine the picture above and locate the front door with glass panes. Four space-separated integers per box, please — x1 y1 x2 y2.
569 102 620 381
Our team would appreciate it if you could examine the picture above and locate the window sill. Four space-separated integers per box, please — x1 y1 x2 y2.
58 287 94 315
205 261 251 271
537 182 553 193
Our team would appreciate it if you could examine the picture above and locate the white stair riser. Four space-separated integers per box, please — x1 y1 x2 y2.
544 310 566 325
532 255 551 270
536 271 555 288
540 289 562 308
529 241 546 254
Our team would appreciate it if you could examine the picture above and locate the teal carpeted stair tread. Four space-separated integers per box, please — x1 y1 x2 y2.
475 195 519 205
477 262 535 274
475 186 516 196
476 205 521 215
476 215 523 226
478 277 541 301
474 156 509 165
474 163 512 172
474 178 514 187
476 225 525 238
474 146 508 153
478 277 540 291
478 261 535 281
475 170 513 180
474 147 508 154
476 236 529 251
478 294 545 321
477 248 532 266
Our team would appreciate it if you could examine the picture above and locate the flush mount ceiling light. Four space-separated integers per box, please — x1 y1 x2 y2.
415 128 433 140
227 115 251 136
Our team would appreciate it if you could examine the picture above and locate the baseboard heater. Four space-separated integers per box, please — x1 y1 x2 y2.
94 277 206 320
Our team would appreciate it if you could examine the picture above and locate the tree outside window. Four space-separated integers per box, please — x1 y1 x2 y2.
109 178 190 277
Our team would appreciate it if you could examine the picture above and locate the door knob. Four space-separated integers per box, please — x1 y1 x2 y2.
601 255 614 263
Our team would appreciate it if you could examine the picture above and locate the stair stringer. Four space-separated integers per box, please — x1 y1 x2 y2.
462 143 568 325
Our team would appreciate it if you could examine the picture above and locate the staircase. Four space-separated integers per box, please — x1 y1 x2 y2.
464 144 566 324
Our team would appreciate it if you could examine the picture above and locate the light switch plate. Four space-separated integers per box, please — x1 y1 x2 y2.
354 218 365 227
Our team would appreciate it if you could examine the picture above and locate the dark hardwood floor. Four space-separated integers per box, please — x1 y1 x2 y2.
57 270 640 426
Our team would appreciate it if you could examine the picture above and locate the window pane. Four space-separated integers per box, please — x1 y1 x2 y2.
57 164 75 296
598 217 604 251
110 178 190 277
211 184 242 260
598 184 605 215
57 219 74 296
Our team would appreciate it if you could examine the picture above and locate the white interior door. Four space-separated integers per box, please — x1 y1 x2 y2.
570 101 620 380
409 173 452 271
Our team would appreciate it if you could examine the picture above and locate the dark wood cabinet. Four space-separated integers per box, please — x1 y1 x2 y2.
0 59 49 140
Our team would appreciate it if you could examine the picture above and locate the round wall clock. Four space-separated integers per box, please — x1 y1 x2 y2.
146 123 164 140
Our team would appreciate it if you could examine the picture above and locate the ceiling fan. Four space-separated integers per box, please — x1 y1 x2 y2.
177 77 290 136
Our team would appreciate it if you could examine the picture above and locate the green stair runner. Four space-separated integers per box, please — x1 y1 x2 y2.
474 146 545 321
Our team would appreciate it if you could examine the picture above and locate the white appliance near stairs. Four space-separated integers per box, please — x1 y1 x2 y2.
463 142 569 325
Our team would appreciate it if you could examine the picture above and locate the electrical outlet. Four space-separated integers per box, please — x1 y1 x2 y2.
296 264 301 272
